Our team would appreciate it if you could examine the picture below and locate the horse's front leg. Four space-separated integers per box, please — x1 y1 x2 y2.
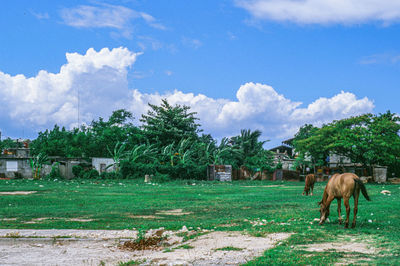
343 197 350 228
337 198 342 224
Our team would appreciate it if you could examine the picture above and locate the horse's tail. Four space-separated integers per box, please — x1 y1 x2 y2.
354 178 371 201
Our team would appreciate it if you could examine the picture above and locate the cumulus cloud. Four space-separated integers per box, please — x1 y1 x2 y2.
236 0 400 25
127 83 374 141
0 47 139 128
60 4 166 38
0 47 374 142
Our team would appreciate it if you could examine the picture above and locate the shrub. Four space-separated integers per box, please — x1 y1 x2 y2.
72 165 83 178
46 162 62 179
120 161 157 179
83 169 99 179
99 171 122 179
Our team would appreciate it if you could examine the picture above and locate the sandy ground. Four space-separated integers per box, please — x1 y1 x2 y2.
0 229 291 265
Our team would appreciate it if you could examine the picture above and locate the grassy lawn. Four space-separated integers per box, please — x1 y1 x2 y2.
1 178 399 264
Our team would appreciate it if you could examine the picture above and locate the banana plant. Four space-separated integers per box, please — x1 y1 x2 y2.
129 143 157 164
176 138 194 164
162 143 175 166
29 153 49 179
106 141 128 172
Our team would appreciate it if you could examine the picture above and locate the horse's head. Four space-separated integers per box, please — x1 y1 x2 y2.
318 200 330 225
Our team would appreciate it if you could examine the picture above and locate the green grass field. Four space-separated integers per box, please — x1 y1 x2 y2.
1 178 399 265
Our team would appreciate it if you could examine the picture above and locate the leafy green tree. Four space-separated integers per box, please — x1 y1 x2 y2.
30 109 145 158
293 112 400 175
140 99 202 148
0 137 22 153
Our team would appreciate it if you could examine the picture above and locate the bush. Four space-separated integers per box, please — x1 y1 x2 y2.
83 169 99 179
99 171 122 179
46 162 62 180
72 165 83 178
157 163 207 180
120 161 157 179
119 161 207 180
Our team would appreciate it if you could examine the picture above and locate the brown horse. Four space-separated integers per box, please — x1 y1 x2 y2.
319 173 370 228
303 174 316 195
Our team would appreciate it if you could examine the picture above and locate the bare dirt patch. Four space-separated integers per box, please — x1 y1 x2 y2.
128 215 163 219
0 229 290 265
155 209 192 216
0 218 17 221
22 217 94 224
300 242 376 254
297 237 379 265
0 191 37 195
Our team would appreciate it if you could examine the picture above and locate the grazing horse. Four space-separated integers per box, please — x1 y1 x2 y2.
303 174 316 195
319 173 370 228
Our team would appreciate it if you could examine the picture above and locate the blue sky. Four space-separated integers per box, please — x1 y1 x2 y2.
0 0 399 147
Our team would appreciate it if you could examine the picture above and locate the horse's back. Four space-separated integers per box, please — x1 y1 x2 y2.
305 174 315 185
327 173 358 197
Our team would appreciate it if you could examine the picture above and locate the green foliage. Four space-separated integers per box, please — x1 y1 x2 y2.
72 165 100 179
29 152 49 179
83 169 100 179
72 165 84 178
30 109 145 158
0 137 22 153
292 112 400 173
140 99 202 148
46 162 62 180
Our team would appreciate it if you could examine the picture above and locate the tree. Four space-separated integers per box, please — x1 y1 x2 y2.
140 99 202 148
293 112 400 175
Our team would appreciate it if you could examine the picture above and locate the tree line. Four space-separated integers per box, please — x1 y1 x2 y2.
291 111 400 176
25 99 275 180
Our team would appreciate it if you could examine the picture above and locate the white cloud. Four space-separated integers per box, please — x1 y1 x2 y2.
0 47 139 128
182 37 203 49
127 82 374 141
60 4 166 38
31 11 50 20
236 0 400 25
359 53 400 65
0 47 374 143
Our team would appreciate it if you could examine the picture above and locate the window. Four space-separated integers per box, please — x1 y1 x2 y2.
6 161 18 172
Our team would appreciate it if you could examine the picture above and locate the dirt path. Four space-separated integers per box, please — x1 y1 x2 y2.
0 229 291 265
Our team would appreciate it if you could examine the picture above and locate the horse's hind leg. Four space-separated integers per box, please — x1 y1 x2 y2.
311 183 314 196
344 197 350 228
337 199 342 224
352 190 360 228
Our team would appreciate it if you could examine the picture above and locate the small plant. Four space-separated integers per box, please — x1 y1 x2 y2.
215 246 243 251
5 232 21 238
176 244 194 249
118 260 145 266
